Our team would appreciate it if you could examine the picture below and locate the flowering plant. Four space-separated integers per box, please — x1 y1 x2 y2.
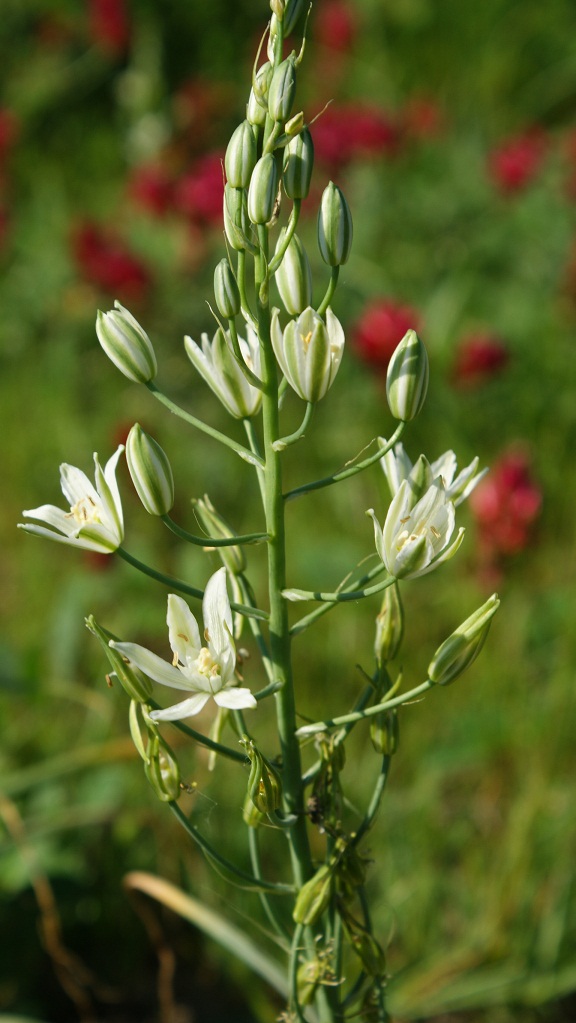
19 3 498 1019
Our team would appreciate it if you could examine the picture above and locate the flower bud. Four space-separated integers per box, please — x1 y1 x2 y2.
285 111 305 137
374 583 403 666
370 709 399 756
284 127 314 199
241 735 283 815
271 306 345 402
283 0 306 34
274 230 312 315
386 329 429 422
223 184 252 251
247 153 280 224
252 61 273 109
192 494 246 575
86 615 152 703
224 120 257 189
96 302 157 383
144 734 181 803
270 0 285 18
246 88 267 128
428 594 500 686
125 424 174 516
268 55 297 123
242 790 266 827
214 258 241 319
293 863 334 925
317 181 353 266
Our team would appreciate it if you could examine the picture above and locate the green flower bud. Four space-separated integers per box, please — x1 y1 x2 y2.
86 615 152 703
270 0 285 19
283 0 306 34
224 120 257 189
96 302 157 383
144 734 181 803
428 594 500 686
317 181 353 266
386 329 429 422
268 55 297 123
247 153 279 225
192 494 246 575
283 127 314 199
293 863 334 925
271 306 345 402
285 111 305 137
374 582 403 666
246 88 267 128
274 230 312 315
240 735 283 815
252 61 273 109
223 184 252 251
125 424 174 516
370 709 399 756
214 258 241 319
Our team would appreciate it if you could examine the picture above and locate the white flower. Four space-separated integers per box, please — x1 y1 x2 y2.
19 446 124 553
369 477 465 580
270 306 345 402
184 325 262 419
110 568 256 721
380 440 487 508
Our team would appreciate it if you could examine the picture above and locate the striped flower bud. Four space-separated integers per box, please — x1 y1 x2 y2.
192 495 246 575
247 153 279 225
126 423 174 516
223 184 252 251
274 230 312 315
271 306 345 402
144 734 181 803
224 120 257 189
214 258 241 319
268 55 297 123
428 594 500 686
317 181 353 266
246 87 267 127
241 736 283 815
96 302 157 383
283 127 314 199
374 582 403 667
386 329 429 422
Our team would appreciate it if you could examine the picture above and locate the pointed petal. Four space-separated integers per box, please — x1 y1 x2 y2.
18 522 108 551
214 687 257 709
21 503 77 535
367 508 386 564
110 641 195 691
59 464 99 508
149 693 211 721
203 568 234 657
167 594 201 663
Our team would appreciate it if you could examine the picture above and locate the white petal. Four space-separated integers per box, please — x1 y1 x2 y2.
149 693 211 720
59 464 99 508
18 522 109 552
214 687 257 709
21 503 77 536
110 641 195 691
167 594 201 663
203 568 234 657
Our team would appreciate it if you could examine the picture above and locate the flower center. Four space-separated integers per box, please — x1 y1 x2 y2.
69 495 102 526
195 646 221 681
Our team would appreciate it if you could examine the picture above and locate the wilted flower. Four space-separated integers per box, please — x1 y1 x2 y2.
368 478 464 580
110 568 256 721
19 446 124 553
452 334 509 386
380 441 487 508
185 324 262 419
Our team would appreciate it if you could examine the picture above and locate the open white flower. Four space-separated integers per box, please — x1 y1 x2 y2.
184 325 262 419
110 568 256 721
19 446 124 553
369 477 465 580
380 440 487 508
270 306 345 402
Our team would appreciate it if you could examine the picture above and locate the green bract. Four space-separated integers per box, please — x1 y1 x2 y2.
185 324 262 419
386 329 429 422
317 181 353 266
271 306 345 402
96 301 157 383
126 423 174 517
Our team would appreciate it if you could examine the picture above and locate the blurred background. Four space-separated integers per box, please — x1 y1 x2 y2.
2 0 576 1021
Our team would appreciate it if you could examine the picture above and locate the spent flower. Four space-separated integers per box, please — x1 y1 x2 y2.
19 446 124 553
110 568 256 721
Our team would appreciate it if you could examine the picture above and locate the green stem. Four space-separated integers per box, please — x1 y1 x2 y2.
268 199 302 275
284 422 406 502
169 802 293 894
291 561 386 636
316 266 339 316
248 827 291 943
145 381 264 467
116 547 269 622
284 574 395 604
146 699 246 764
352 754 391 849
295 679 434 738
161 513 267 548
228 317 266 389
273 403 314 451
237 250 258 331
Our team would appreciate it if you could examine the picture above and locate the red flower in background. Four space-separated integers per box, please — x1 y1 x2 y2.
352 299 420 371
0 108 18 162
470 451 542 571
401 96 445 142
315 0 357 53
71 222 151 301
173 152 225 226
452 333 510 386
488 129 547 194
313 104 400 169
128 164 175 218
88 0 130 55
